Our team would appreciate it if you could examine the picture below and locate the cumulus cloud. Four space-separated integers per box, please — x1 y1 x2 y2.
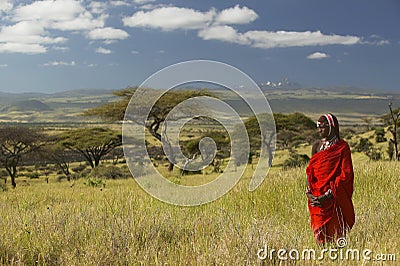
52 46 69 51
0 0 12 13
198 27 360 48
0 21 66 54
0 21 66 45
215 5 258 25
43 60 76 66
361 35 390 46
243 30 360 48
88 1 108 14
0 0 111 53
198 25 249 45
110 1 131 7
123 6 216 30
13 0 107 31
123 5 258 31
0 63 8 67
133 0 155 4
124 5 361 49
96 47 113 54
0 42 46 54
307 52 329 59
88 27 129 41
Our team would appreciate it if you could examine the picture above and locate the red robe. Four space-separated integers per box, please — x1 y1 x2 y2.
306 139 355 243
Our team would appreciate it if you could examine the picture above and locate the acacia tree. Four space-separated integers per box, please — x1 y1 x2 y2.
59 128 122 168
41 140 72 181
0 127 44 188
84 87 213 171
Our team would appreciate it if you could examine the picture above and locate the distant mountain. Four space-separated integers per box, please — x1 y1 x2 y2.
259 78 302 91
50 88 115 98
8 100 52 112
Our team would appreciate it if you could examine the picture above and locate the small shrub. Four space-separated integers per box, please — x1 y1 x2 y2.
0 183 7 192
375 127 387 143
72 164 86 173
366 148 382 161
90 165 127 179
283 150 310 170
26 172 40 179
354 138 373 153
84 177 105 188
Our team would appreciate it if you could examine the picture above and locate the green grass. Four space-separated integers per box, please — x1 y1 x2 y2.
0 160 399 265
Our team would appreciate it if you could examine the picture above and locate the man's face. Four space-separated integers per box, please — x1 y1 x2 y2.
317 120 330 138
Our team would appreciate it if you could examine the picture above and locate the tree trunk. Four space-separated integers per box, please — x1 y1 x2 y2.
94 157 100 167
11 166 17 188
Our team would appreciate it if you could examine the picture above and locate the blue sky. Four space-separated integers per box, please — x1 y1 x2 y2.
0 0 399 93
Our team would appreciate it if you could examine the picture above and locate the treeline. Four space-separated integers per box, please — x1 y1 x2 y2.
1 88 399 188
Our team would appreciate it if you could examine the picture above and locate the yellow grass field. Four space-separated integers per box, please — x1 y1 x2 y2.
0 159 399 265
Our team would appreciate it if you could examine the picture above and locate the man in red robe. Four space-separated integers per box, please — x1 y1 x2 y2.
306 113 355 244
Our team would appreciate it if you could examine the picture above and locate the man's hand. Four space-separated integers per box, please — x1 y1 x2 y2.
307 189 332 207
306 191 321 207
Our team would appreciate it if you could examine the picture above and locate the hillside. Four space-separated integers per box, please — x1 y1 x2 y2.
7 100 52 112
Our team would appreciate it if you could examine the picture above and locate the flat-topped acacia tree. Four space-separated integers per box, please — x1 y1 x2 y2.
83 87 213 171
59 127 122 168
0 126 45 188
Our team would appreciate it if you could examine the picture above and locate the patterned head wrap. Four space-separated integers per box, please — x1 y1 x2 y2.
317 113 340 139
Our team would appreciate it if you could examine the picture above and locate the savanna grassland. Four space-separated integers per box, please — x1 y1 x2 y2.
0 159 398 265
1 88 399 265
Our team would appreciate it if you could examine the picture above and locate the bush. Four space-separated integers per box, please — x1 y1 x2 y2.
90 165 128 179
354 138 373 153
84 177 105 188
283 150 310 170
366 147 382 161
0 183 7 192
72 164 86 173
375 127 387 143
26 172 40 179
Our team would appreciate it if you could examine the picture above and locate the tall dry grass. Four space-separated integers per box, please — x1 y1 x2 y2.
0 161 398 265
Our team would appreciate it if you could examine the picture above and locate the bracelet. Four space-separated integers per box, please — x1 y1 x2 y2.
324 189 332 198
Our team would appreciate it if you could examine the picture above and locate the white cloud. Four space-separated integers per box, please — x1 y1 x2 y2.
0 42 46 54
52 46 69 51
243 30 360 48
198 27 360 48
87 27 129 40
0 21 66 45
124 5 361 49
198 25 249 45
307 52 329 60
362 35 390 46
0 0 12 13
96 47 113 54
110 1 131 7
131 50 140 54
137 3 169 10
88 1 108 14
133 0 155 4
123 6 216 31
13 0 107 31
43 60 76 66
1 0 111 54
0 63 8 67
88 63 98 67
215 5 258 25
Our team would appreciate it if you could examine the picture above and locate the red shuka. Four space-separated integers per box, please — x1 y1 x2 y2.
306 139 355 242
